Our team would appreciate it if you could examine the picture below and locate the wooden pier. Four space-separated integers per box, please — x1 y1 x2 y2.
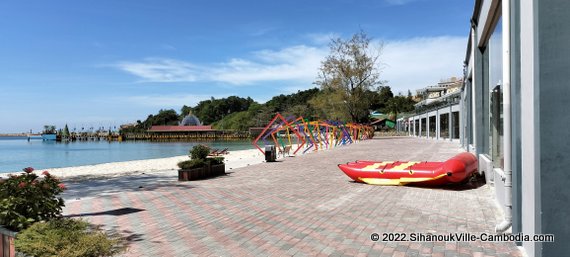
122 131 250 141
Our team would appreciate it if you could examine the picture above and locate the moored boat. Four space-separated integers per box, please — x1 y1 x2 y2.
338 152 478 186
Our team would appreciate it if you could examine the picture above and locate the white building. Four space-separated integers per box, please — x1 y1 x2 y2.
402 78 462 141
406 0 569 256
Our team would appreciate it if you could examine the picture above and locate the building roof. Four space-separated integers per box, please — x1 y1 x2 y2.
148 125 214 132
414 78 463 107
180 115 202 126
370 118 387 125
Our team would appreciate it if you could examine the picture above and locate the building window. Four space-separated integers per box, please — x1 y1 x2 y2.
440 113 449 139
421 118 427 137
453 111 460 139
415 119 419 136
429 116 436 138
488 17 504 169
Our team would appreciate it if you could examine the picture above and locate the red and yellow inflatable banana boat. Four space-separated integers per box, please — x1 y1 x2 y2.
338 152 478 186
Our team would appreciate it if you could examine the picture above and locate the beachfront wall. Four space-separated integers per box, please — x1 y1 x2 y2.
463 0 570 256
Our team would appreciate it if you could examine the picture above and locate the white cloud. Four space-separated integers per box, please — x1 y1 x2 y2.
115 58 199 83
211 46 326 85
115 45 327 85
305 32 341 45
381 36 466 93
114 36 466 94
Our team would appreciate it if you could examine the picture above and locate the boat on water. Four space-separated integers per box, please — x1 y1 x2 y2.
41 133 57 141
337 152 478 186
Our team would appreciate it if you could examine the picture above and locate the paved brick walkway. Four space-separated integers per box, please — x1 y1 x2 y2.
62 137 523 257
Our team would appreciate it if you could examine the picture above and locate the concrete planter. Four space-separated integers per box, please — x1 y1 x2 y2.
178 163 225 181
178 167 205 181
210 164 226 176
0 226 17 257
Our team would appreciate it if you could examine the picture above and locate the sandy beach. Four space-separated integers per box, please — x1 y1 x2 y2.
3 148 269 181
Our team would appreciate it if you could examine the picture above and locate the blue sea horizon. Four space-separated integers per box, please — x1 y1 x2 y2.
0 137 254 173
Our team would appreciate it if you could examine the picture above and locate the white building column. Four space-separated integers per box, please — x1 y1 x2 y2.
426 113 430 139
450 103 454 140
520 0 541 255
436 108 440 140
418 116 422 137
470 26 478 152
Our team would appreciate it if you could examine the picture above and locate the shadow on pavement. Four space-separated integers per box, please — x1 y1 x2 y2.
62 173 196 201
102 226 145 255
65 207 145 218
438 174 487 191
407 175 487 191
346 175 487 191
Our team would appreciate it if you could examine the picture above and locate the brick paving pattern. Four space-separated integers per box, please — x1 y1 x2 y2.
62 137 523 256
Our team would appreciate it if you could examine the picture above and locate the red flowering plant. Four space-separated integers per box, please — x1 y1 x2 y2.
0 167 66 231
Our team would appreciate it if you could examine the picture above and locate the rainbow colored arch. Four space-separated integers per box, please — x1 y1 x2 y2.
252 113 374 156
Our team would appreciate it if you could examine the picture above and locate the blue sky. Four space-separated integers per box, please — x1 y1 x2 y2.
0 0 473 133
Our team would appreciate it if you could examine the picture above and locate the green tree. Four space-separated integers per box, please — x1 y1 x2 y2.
384 95 415 121
153 109 179 126
309 89 350 121
62 124 70 137
315 31 383 123
374 86 394 111
43 125 56 134
137 109 179 130
265 88 320 117
193 96 255 125
180 105 193 119
214 111 254 131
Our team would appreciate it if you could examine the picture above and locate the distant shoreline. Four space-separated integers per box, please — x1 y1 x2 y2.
0 133 29 137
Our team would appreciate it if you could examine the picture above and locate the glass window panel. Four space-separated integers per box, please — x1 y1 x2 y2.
429 116 436 138
488 17 504 169
421 118 427 137
440 113 449 139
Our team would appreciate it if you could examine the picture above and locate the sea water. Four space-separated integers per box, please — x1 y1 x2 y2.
0 137 254 173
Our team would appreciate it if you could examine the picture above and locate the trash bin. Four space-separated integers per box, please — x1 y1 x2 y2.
265 145 276 162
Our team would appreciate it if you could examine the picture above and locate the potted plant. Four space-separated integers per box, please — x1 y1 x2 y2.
177 145 209 181
177 159 206 181
177 145 228 181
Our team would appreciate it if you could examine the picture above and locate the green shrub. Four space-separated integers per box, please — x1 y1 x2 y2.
208 156 225 165
15 218 122 257
177 159 206 169
0 167 66 231
190 144 210 160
